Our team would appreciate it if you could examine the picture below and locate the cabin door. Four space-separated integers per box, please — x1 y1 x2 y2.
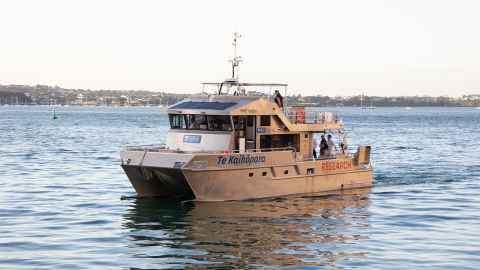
245 116 256 150
233 116 256 151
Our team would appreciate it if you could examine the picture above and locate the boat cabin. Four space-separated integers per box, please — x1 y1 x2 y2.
166 85 343 161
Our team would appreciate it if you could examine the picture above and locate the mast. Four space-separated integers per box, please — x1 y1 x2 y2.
218 32 243 95
230 32 243 81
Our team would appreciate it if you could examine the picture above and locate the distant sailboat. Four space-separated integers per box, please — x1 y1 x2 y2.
360 93 376 109
52 108 58 120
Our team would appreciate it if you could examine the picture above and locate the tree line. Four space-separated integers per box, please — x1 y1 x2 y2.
1 84 479 107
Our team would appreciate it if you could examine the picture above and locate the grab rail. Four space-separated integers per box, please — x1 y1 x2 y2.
285 109 342 125
125 144 167 152
124 145 297 155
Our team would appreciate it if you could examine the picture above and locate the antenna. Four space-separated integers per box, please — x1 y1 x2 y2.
229 32 243 80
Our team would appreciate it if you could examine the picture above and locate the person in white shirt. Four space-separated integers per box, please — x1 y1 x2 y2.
340 135 348 154
326 134 337 156
312 136 319 159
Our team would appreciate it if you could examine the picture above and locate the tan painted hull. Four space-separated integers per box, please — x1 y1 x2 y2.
121 150 373 201
184 167 372 201
122 165 195 199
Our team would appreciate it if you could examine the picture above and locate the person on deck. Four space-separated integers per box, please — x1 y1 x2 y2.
319 134 328 156
340 135 348 154
326 134 337 156
273 90 284 108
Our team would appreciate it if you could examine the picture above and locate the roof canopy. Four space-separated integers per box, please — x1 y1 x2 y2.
170 101 237 110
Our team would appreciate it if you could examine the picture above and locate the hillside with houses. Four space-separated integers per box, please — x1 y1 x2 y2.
1 84 479 107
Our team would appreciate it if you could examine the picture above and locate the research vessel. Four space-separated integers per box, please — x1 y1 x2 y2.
120 33 373 201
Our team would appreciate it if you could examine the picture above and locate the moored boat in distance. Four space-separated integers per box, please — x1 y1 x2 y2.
120 33 373 201
360 93 376 110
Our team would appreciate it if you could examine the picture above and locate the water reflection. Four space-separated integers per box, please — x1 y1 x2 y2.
123 189 372 269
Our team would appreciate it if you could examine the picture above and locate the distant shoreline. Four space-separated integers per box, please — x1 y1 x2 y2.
1 84 479 107
1 104 479 108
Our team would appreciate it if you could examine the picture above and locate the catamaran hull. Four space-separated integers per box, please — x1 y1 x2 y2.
121 165 195 199
122 164 372 201
184 168 372 201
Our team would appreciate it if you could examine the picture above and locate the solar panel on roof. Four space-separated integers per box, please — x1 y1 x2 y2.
171 101 237 110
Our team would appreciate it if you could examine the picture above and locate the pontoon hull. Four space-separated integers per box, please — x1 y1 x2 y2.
121 165 195 199
184 168 372 201
122 163 372 201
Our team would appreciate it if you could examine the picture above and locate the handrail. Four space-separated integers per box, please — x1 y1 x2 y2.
124 145 297 155
125 144 167 152
228 146 296 154
285 109 342 125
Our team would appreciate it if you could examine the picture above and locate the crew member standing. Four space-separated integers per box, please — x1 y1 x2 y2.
319 134 328 156
273 90 284 109
340 135 348 154
326 134 337 156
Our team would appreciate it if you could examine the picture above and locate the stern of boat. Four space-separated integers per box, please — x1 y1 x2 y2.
120 148 195 199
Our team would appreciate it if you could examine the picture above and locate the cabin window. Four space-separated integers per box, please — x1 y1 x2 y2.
179 114 232 131
186 114 208 130
207 115 232 131
307 168 315 174
262 171 267 176
260 115 271 126
249 172 254 177
305 134 309 139
260 134 300 151
169 114 186 129
284 169 289 175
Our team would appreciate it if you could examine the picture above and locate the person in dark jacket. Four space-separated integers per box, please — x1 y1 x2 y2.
273 90 283 108
319 134 328 156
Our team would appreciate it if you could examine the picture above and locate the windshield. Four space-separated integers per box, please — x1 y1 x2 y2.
169 114 232 131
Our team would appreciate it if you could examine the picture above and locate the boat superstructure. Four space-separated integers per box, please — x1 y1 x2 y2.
120 34 373 201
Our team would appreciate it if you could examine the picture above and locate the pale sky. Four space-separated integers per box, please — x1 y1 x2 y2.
1 0 480 96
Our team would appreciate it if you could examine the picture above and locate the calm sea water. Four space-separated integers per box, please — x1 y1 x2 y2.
1 106 479 270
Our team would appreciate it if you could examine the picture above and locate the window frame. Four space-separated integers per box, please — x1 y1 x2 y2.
169 114 232 131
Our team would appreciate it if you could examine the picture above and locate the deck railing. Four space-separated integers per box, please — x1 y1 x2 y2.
285 108 341 125
125 144 168 152
125 145 297 156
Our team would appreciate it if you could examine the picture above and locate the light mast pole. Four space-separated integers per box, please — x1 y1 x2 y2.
230 32 243 81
